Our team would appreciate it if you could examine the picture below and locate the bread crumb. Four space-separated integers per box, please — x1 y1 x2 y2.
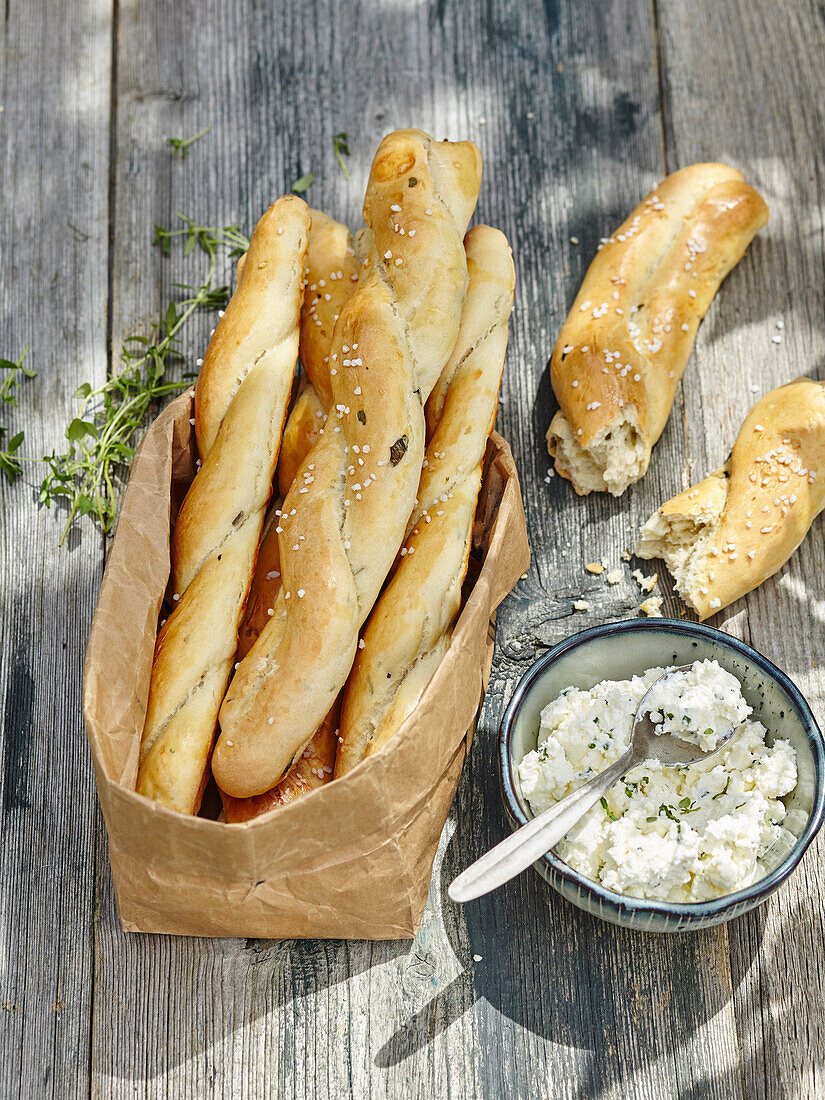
573 599 591 611
621 549 632 561
632 569 658 593
585 562 604 575
605 569 624 585
639 596 664 618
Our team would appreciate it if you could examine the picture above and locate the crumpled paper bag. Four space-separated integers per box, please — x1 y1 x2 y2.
84 391 530 939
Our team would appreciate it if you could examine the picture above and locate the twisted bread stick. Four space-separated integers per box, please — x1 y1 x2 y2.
213 130 481 798
230 213 360 814
546 164 768 495
336 225 515 774
636 378 825 619
137 197 309 813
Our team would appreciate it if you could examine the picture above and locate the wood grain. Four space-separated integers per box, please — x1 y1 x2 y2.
658 2 825 1096
0 1 111 1097
0 0 823 1097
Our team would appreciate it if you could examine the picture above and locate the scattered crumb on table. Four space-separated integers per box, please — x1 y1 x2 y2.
632 568 658 593
639 596 664 617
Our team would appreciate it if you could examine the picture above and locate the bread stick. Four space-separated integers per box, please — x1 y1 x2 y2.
230 212 360 817
336 224 515 774
546 164 768 495
636 378 825 619
212 130 481 799
136 197 309 813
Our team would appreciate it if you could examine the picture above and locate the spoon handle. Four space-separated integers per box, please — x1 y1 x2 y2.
448 750 634 904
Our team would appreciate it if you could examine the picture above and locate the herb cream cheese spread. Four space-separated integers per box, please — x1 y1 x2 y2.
518 660 798 901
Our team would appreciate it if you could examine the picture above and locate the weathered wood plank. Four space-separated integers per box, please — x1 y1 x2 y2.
658 2 825 1097
0 1 112 1097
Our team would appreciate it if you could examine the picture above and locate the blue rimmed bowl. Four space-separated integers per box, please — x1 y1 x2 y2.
499 618 825 932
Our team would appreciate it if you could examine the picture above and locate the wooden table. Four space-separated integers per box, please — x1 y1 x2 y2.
2 1 824 1096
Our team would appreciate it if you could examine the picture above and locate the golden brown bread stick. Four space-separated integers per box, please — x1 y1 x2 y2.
546 164 768 496
336 224 515 773
229 212 360 818
137 197 309 814
636 378 825 619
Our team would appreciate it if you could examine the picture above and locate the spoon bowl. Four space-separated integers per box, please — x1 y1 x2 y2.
630 663 737 768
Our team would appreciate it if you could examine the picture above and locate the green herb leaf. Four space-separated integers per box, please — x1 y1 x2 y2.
291 172 315 193
332 132 351 179
0 348 34 406
600 796 618 822
166 125 212 159
0 349 34 479
66 418 97 442
712 776 731 800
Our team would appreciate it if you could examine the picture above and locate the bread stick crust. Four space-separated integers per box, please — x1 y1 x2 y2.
547 164 768 495
276 378 325 498
300 209 361 409
195 196 309 458
636 378 825 618
221 698 341 822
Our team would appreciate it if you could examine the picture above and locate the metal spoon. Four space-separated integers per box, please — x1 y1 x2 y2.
449 664 738 904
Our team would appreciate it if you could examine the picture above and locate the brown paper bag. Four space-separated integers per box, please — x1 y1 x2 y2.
84 392 530 939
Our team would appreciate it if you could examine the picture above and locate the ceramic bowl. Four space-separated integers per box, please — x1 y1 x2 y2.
499 618 825 932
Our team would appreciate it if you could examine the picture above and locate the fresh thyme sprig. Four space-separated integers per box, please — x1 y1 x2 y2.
166 125 212 159
0 349 35 482
332 132 350 179
153 214 248 259
40 217 250 544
